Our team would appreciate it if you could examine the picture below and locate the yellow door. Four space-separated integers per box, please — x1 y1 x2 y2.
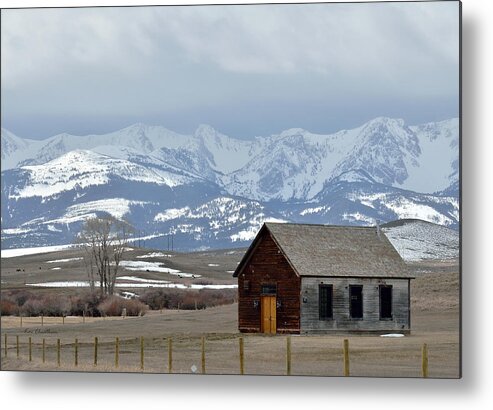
261 296 276 334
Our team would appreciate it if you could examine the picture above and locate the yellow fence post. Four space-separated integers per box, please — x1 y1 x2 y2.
42 338 45 363
168 338 173 374
343 339 350 377
140 336 145 371
286 336 292 376
75 338 78 367
239 337 244 375
94 337 98 366
29 337 32 362
422 343 429 378
16 335 19 358
201 336 206 374
57 339 61 367
115 337 119 369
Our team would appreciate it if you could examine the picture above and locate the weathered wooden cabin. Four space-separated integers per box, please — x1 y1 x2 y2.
233 223 413 334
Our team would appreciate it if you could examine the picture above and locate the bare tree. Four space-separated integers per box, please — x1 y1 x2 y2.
77 216 134 296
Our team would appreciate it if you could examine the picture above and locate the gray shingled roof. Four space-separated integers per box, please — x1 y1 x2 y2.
263 223 412 278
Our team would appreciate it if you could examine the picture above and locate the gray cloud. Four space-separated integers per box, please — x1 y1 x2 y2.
1 2 459 139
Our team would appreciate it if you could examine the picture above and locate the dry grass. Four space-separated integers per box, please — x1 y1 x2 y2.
1 259 460 378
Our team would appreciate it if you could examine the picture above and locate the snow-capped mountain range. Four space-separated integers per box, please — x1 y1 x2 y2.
1 117 459 251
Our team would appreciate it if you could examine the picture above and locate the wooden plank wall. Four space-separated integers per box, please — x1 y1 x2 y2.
237 232 301 334
300 277 410 333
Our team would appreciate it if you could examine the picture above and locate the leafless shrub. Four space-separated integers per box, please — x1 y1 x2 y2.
0 299 18 315
97 296 148 317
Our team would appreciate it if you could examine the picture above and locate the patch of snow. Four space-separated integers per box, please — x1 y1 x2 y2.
154 207 190 222
64 198 152 220
382 220 459 261
119 260 200 278
135 252 172 259
300 206 325 216
2 227 32 234
384 198 453 226
1 244 75 258
207 263 220 267
380 334 405 338
26 280 237 290
50 267 62 270
46 257 83 263
118 276 170 284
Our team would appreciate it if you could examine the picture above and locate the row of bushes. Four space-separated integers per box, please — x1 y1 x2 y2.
1 290 147 317
139 288 237 310
1 288 237 316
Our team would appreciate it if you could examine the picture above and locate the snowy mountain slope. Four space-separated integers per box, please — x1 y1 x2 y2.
2 117 458 198
1 117 460 251
381 219 459 261
8 150 199 201
277 170 459 229
404 118 459 193
222 117 458 201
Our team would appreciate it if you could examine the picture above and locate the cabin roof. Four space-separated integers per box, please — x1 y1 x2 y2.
234 222 413 279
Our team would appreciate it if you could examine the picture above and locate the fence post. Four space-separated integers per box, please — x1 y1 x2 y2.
140 336 145 371
343 339 350 377
16 335 19 358
57 339 61 367
168 338 173 374
29 337 32 362
20 314 23 328
75 338 78 367
422 343 429 378
41 315 44 327
201 336 206 374
286 336 292 376
4 334 6 358
94 337 98 366
239 337 244 375
62 316 65 325
83 311 86 323
115 337 119 369
42 338 45 363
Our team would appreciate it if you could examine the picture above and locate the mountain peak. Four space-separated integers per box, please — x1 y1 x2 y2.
195 124 218 138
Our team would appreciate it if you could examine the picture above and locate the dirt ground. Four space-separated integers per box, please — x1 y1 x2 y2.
0 253 460 378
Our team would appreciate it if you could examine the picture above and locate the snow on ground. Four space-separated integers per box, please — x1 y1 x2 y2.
64 198 152 220
384 198 453 226
382 220 459 261
1 244 74 258
118 276 170 284
26 280 237 290
380 334 405 338
119 260 200 278
50 267 61 270
135 252 173 259
46 257 83 263
2 227 33 234
208 263 220 267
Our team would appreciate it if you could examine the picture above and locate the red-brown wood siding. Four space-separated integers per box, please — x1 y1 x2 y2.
237 230 301 334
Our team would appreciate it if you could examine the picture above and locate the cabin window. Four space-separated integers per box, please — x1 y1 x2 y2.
349 285 363 319
261 284 277 295
319 285 333 320
379 285 393 319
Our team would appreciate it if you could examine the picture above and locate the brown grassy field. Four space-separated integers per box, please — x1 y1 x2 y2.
0 249 459 378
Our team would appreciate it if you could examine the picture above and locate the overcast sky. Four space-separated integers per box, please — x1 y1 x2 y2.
1 1 459 140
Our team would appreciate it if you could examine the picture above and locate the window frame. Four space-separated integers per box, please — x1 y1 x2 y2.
349 285 363 319
379 284 393 320
318 284 333 320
